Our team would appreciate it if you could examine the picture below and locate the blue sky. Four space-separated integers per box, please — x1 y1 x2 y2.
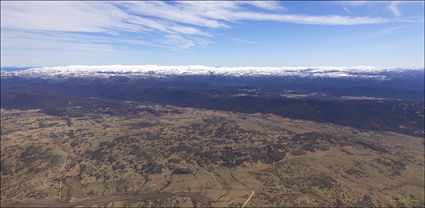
1 1 424 67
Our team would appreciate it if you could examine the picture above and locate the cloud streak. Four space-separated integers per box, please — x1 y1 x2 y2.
1 1 387 48
123 1 387 27
389 2 401 17
1 1 390 53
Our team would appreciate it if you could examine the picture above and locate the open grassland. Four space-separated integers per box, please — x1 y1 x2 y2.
1 104 424 207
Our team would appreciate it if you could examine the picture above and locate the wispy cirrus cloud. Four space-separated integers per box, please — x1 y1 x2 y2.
1 0 390 54
389 1 402 17
340 1 424 18
371 24 411 37
122 1 387 27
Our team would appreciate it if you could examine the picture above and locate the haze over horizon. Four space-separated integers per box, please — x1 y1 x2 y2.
1 1 424 68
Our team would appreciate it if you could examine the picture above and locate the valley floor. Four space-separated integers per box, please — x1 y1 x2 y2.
1 104 424 207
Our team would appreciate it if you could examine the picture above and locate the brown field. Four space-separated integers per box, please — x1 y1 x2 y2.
1 104 424 207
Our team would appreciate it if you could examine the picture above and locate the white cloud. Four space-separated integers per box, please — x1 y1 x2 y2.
161 34 196 49
1 0 391 53
389 2 401 17
1 1 388 32
124 1 387 27
224 12 387 25
120 1 229 28
242 1 286 10
1 2 137 33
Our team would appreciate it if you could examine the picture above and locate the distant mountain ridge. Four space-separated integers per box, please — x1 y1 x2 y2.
1 65 424 136
2 65 424 79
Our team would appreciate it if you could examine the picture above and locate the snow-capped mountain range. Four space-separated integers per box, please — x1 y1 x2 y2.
1 65 423 79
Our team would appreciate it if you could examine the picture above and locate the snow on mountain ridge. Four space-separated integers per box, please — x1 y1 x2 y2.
1 65 423 79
